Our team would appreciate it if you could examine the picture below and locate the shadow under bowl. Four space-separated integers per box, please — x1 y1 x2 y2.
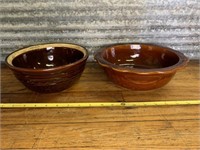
95 43 189 91
5 43 88 93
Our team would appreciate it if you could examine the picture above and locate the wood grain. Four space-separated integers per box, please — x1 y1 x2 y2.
1 61 200 149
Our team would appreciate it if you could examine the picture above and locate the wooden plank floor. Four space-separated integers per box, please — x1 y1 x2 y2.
1 61 200 149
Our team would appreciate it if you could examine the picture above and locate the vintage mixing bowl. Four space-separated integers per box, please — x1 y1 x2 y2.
5 43 88 93
95 43 189 91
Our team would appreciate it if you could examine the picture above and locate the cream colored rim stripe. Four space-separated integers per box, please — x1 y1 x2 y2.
0 100 200 108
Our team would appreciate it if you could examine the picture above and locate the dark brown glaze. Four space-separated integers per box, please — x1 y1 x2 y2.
6 43 88 93
95 43 189 91
12 47 84 69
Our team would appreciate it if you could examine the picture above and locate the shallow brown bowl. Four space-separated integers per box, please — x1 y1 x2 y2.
95 43 189 91
6 43 88 93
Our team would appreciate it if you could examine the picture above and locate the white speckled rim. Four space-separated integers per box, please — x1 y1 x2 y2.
6 43 88 71
94 43 189 74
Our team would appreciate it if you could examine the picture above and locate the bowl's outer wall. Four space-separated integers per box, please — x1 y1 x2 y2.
103 67 176 90
10 59 87 93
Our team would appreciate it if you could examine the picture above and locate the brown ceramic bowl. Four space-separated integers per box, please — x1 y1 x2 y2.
95 43 189 91
5 43 88 93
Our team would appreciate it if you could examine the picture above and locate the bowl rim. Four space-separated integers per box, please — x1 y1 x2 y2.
5 43 89 73
94 43 189 74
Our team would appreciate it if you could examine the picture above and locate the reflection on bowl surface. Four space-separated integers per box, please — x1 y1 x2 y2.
6 43 88 93
12 47 84 69
103 44 179 69
95 43 189 91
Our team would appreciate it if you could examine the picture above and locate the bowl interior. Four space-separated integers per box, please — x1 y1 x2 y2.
10 46 85 69
102 44 180 69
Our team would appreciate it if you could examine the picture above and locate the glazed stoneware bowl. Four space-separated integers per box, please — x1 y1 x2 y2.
95 43 189 91
6 43 88 93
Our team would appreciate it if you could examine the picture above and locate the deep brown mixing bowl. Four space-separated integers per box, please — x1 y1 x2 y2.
6 43 88 93
95 43 189 91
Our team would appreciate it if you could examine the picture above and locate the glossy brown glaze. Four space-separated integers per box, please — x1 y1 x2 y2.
6 43 88 93
12 47 84 69
95 43 189 91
